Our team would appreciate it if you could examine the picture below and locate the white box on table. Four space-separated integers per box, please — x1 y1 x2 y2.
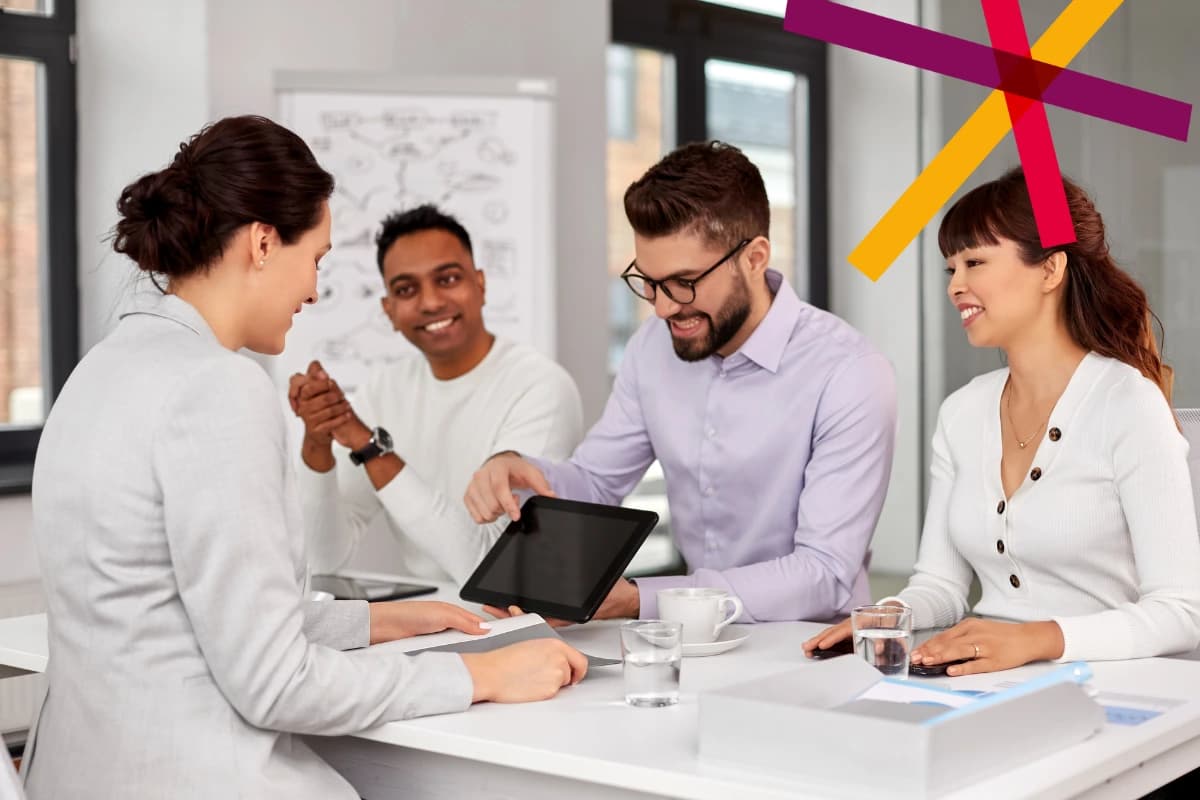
698 655 1104 798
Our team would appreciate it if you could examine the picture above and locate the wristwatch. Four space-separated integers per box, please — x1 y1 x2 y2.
349 426 394 466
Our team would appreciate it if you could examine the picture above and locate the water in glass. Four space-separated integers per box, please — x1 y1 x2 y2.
854 627 912 677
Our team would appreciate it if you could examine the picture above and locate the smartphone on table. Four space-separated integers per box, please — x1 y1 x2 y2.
808 637 855 659
908 659 971 677
808 636 970 676
311 575 438 602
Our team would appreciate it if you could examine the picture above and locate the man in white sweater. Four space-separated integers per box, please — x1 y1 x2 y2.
290 206 583 585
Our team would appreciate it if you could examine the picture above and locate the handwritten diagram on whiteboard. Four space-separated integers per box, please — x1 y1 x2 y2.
274 76 555 395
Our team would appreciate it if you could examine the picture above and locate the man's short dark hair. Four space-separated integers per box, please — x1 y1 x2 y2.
623 141 769 250
375 204 473 273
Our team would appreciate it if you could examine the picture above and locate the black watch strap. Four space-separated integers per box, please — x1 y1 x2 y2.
349 427 392 466
348 440 382 466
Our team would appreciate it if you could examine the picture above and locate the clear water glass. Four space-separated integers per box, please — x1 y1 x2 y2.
851 604 913 679
620 620 682 707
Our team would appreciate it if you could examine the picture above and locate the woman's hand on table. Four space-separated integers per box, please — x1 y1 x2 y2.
368 600 491 644
911 619 1065 676
462 639 588 703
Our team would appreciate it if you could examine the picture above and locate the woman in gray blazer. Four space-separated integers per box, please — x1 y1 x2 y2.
22 115 586 800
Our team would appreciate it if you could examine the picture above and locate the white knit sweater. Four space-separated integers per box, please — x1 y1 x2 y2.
891 352 1200 662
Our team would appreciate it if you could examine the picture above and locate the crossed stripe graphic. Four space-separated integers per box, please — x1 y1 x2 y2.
783 0 1193 279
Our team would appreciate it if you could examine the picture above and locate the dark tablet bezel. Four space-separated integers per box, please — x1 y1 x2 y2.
459 495 659 623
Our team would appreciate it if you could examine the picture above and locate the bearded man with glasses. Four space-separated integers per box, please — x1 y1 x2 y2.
465 141 897 624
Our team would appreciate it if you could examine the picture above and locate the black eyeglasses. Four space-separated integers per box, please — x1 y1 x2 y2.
621 239 751 305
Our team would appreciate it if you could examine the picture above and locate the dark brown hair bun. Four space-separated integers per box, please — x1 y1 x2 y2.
113 115 334 280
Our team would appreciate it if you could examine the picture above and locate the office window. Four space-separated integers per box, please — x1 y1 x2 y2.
705 58 808 292
0 2 77 490
607 44 676 376
699 0 785 16
0 57 42 426
606 46 638 142
0 0 53 17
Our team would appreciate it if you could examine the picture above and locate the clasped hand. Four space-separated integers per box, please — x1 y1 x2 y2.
288 359 369 449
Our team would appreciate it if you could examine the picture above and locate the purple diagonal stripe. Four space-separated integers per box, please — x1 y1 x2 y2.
783 0 1191 142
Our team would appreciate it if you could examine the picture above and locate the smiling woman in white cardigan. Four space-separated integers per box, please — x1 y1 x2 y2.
806 168 1200 676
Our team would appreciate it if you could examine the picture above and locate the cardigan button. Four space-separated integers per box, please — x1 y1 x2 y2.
1009 574 1021 589
1048 427 1061 442
997 500 1006 514
1030 467 1042 481
997 540 1005 555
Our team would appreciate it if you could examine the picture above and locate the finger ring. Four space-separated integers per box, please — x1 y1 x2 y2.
972 643 980 659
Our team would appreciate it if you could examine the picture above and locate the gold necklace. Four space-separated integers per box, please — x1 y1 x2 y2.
1004 380 1051 449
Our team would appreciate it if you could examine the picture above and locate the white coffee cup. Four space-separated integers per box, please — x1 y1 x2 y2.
656 587 744 644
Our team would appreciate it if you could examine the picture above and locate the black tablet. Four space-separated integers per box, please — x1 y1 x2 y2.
460 496 659 623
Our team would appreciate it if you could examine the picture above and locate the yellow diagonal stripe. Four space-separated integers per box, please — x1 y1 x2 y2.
849 0 1124 280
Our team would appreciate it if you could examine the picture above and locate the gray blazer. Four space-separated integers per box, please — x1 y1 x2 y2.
22 294 473 799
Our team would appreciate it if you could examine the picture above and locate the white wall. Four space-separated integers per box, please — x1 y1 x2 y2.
204 0 609 574
828 0 923 574
78 0 211 355
0 496 34 586
206 0 611 425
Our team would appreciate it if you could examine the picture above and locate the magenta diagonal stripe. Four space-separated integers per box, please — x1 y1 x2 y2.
783 0 1191 142
983 0 1076 248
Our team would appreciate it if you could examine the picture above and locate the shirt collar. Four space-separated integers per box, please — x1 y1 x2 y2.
725 269 801 374
118 290 221 345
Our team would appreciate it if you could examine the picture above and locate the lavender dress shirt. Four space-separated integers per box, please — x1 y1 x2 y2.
531 270 897 622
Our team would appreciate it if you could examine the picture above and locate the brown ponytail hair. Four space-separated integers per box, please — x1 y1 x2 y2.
938 167 1173 402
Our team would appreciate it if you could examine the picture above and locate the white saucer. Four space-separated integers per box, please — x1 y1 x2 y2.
681 626 750 657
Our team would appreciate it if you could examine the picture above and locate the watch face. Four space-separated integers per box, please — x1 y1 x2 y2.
375 427 394 452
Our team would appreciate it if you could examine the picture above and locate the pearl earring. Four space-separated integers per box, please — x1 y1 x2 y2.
259 258 266 265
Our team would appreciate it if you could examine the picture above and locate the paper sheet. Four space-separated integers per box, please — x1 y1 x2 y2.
988 680 1183 727
374 614 621 670
856 679 979 710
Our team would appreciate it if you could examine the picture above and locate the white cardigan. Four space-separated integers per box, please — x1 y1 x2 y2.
892 352 1200 662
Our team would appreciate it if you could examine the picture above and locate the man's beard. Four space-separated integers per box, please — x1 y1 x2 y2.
668 275 752 362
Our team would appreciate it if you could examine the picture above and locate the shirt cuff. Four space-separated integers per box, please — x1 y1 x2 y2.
523 455 557 496
303 598 370 651
397 652 475 717
629 574 698 619
1051 614 1131 663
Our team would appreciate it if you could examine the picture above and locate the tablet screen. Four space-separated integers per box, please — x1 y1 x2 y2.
475 505 639 607
462 497 658 622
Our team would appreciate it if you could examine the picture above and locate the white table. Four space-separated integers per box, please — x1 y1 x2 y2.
0 614 45 678
4 578 1200 799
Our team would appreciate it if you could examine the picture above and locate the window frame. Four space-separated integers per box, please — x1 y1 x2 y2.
611 0 829 308
0 1 79 493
